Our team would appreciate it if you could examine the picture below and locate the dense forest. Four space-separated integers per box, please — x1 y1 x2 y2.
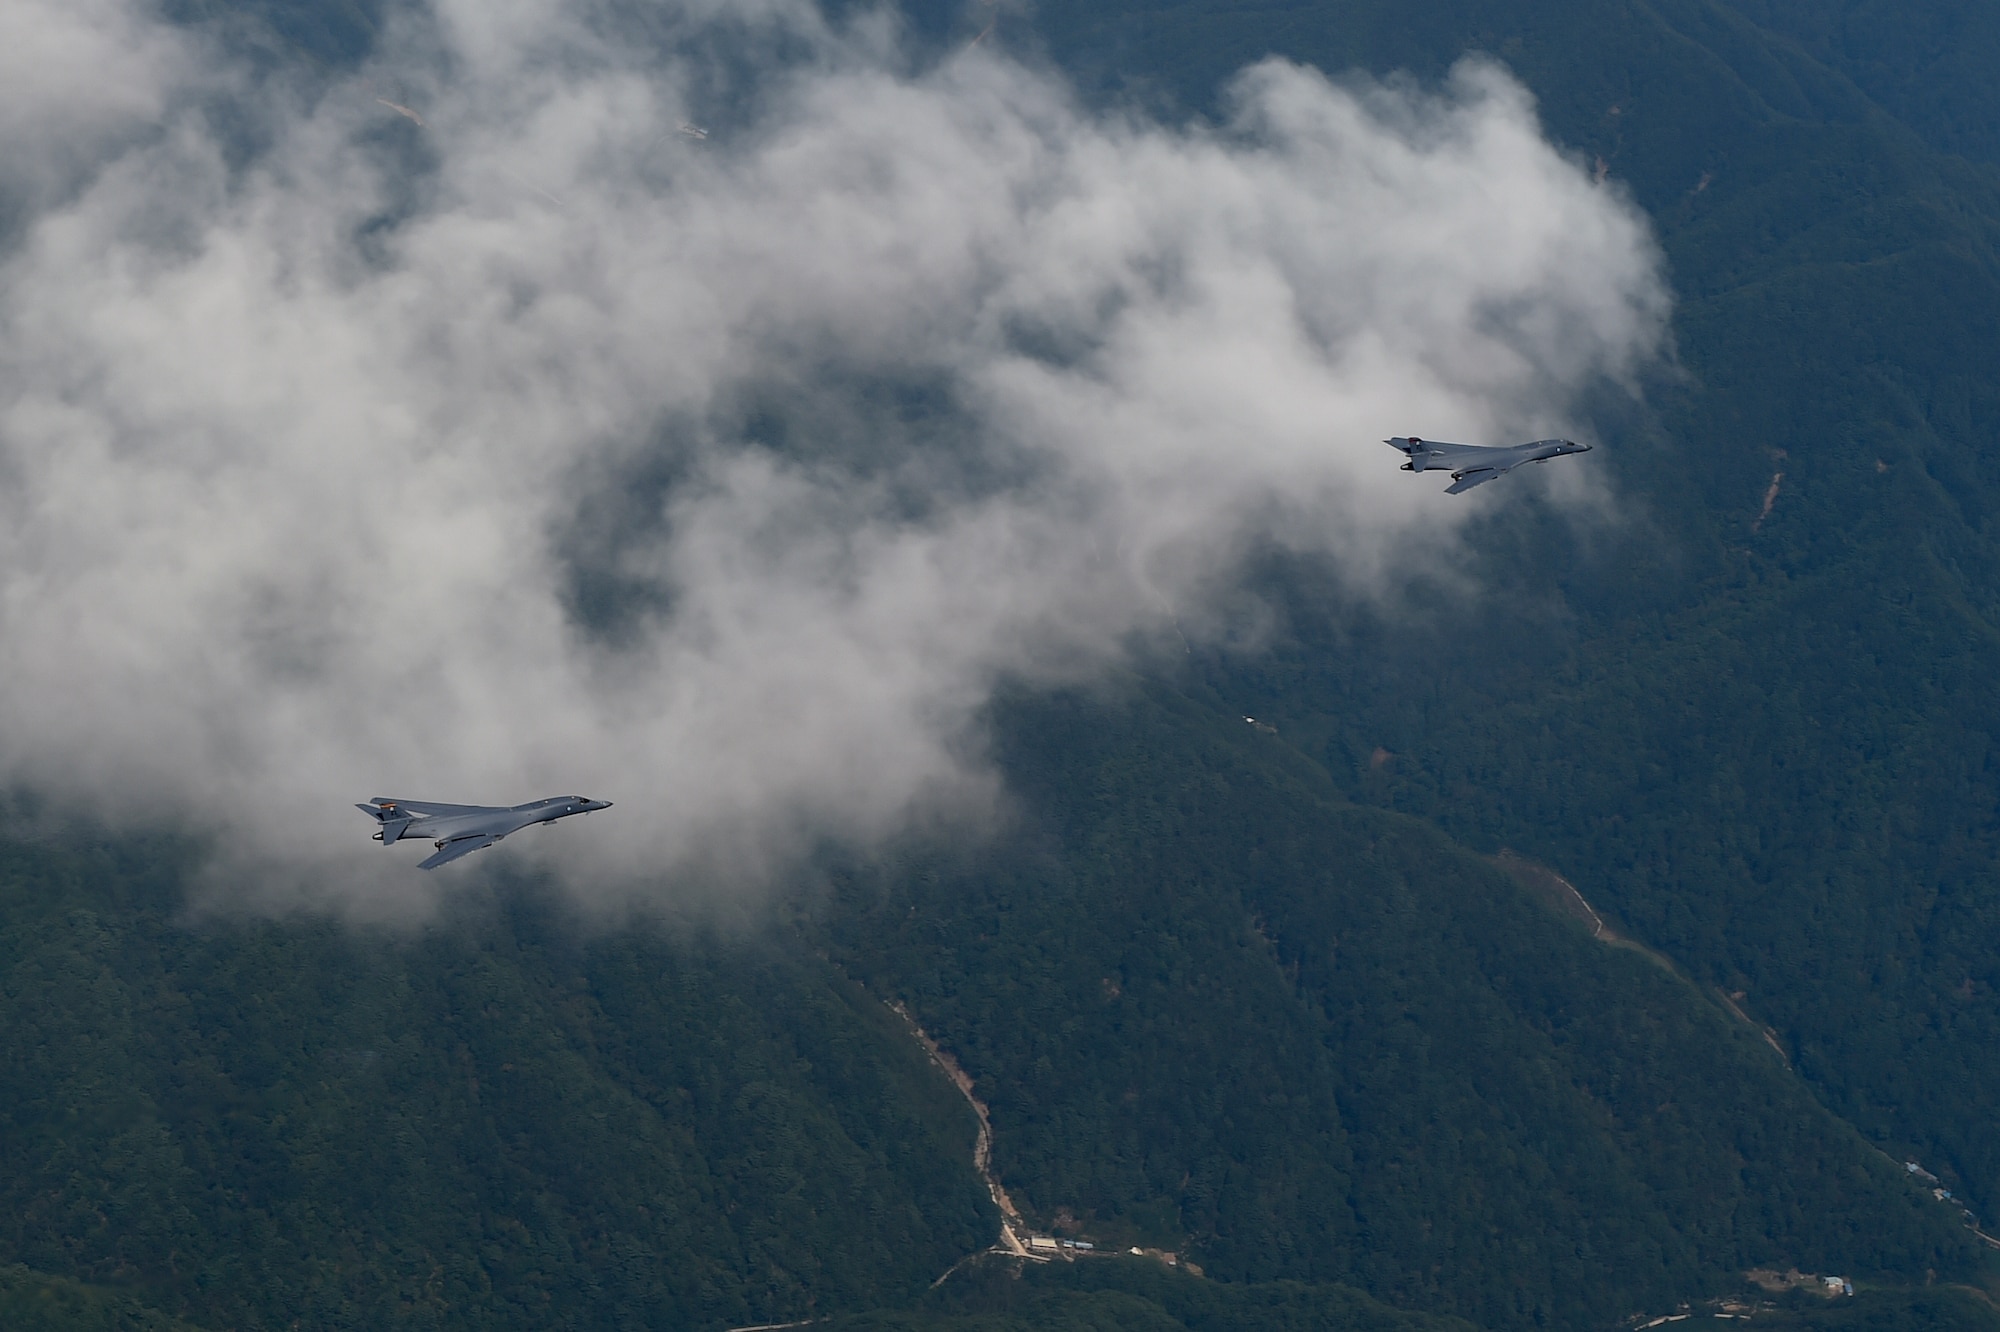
9 0 2000 1328
834 1260 2000 1332
1045 0 2000 1236
0 836 990 1327
822 684 1982 1329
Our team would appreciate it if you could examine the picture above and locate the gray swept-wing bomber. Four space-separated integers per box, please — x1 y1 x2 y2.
356 795 613 869
1385 435 1591 493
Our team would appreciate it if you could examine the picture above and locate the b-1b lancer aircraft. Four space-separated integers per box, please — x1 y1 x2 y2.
1386 435 1591 493
355 795 613 869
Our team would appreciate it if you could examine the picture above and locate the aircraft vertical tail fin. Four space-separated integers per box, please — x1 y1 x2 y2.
356 801 414 846
1386 436 1428 472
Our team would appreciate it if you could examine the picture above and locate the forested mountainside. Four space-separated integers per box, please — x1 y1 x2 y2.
8 0 2000 1328
1712 0 2000 166
0 1263 204 1332
823 685 1981 1331
838 1273 2000 1332
990 0 2000 1238
0 837 990 1328
1 684 1985 1330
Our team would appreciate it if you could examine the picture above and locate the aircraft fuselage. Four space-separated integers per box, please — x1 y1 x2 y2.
1384 435 1592 493
356 795 613 868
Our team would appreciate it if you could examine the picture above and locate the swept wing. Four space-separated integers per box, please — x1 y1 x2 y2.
1445 466 1513 493
419 835 501 869
358 794 612 867
1385 436 1493 461
1387 435 1591 493
369 797 505 816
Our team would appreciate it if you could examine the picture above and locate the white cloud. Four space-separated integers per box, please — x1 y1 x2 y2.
0 0 1668 911
0 0 195 214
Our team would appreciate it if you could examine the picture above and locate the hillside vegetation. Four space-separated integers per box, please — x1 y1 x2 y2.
5 728 1976 1332
1002 0 2000 1235
0 1264 206 1332
9 0 2000 1327
844 1261 2000 1332
0 839 989 1328
823 684 1981 1331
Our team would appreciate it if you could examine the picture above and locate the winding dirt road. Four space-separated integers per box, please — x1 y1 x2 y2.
885 1000 1031 1261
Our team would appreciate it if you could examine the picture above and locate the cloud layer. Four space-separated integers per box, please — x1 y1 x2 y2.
0 0 1669 909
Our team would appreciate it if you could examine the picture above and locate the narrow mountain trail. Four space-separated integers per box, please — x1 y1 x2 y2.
884 1000 1031 1264
1491 851 2000 1252
1494 850 1791 1063
722 1000 1028 1329
1493 850 1615 941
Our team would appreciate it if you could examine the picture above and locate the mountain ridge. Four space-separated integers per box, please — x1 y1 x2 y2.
8 0 2000 1327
